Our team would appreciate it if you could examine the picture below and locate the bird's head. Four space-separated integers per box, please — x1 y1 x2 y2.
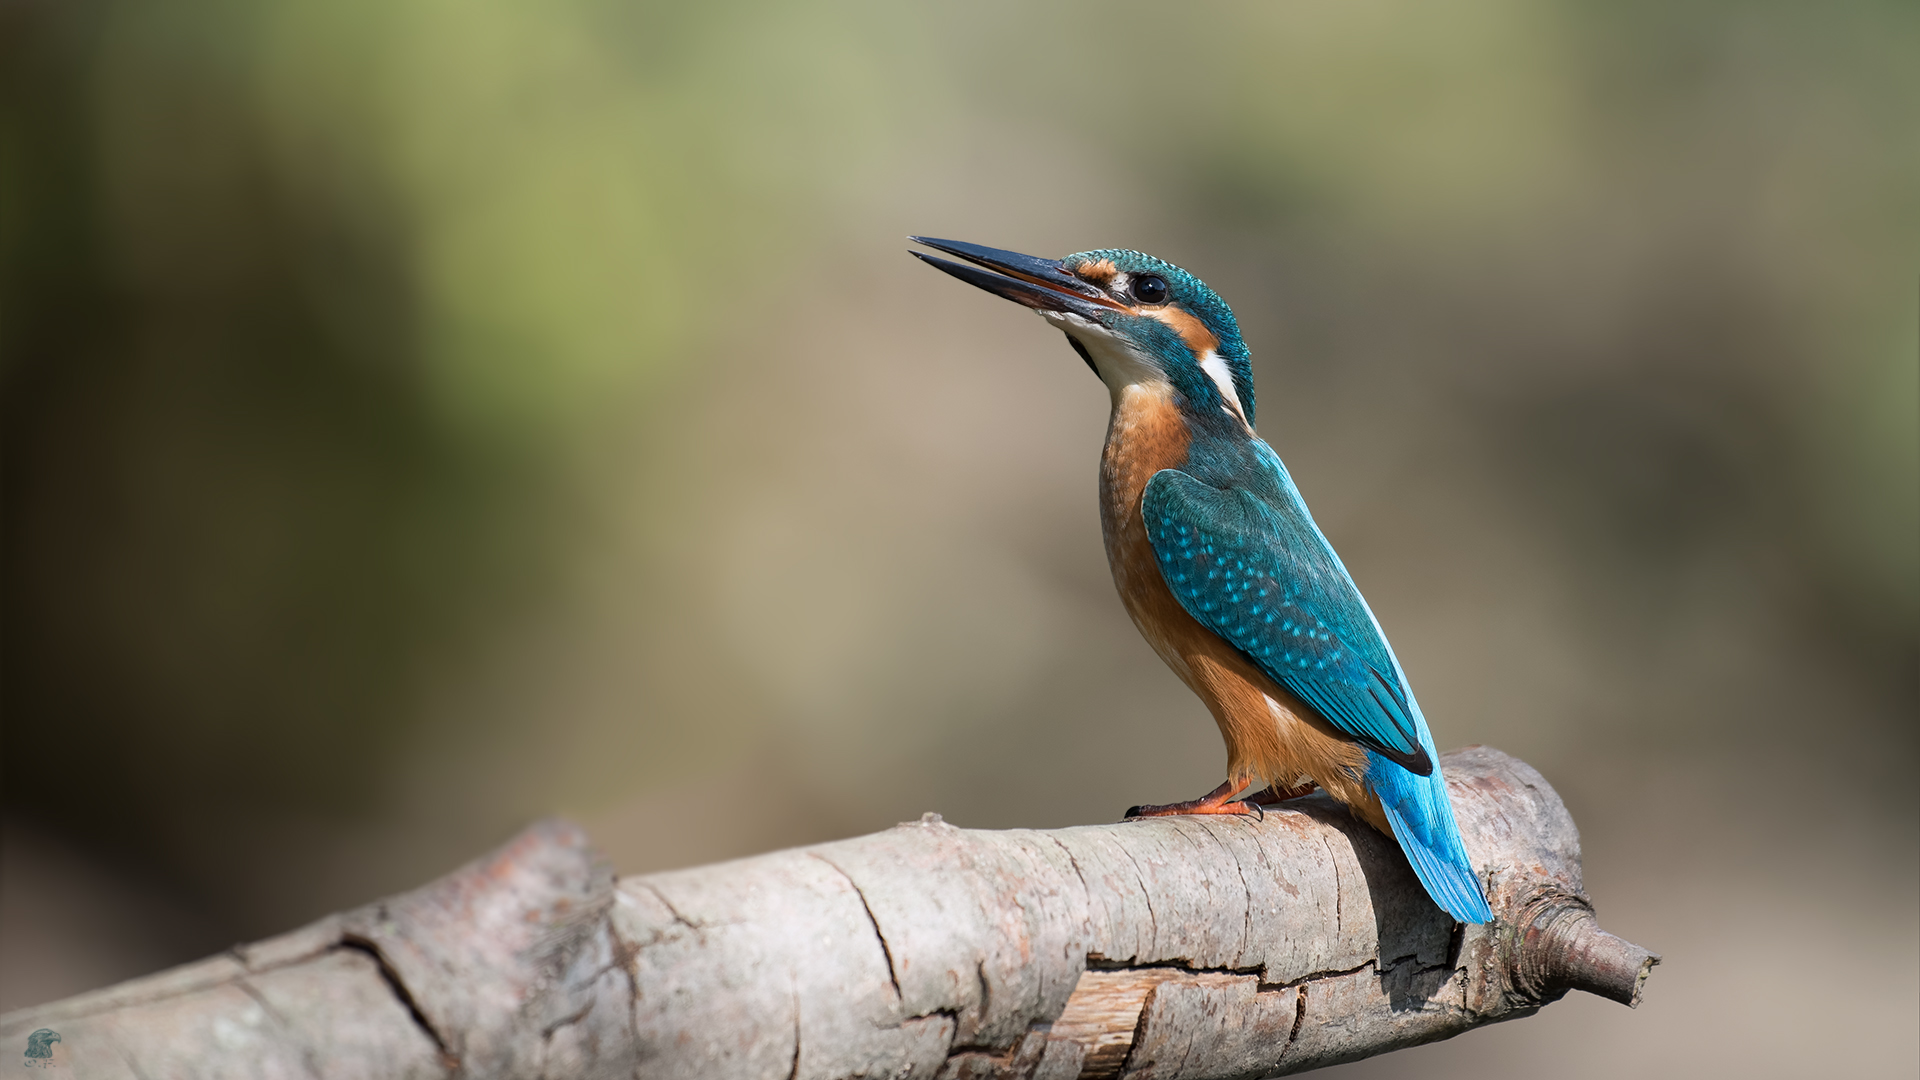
912 238 1255 429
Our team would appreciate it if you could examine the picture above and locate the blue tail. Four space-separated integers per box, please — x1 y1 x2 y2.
1367 749 1493 924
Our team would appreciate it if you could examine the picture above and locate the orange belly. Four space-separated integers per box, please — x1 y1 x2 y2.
1099 385 1383 829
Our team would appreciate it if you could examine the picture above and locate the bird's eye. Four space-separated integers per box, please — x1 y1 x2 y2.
1130 274 1169 305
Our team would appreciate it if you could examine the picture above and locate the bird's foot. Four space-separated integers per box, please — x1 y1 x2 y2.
1246 779 1319 806
1124 778 1260 820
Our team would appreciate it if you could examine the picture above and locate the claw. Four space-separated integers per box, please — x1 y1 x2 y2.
1124 778 1262 819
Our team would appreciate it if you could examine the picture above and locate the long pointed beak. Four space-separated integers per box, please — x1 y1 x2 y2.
909 237 1119 320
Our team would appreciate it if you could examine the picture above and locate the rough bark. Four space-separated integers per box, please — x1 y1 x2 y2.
0 747 1655 1079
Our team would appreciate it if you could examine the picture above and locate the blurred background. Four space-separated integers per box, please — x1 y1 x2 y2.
2 0 1915 1075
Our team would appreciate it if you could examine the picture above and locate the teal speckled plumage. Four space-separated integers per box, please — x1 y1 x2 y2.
1142 455 1491 922
911 237 1492 924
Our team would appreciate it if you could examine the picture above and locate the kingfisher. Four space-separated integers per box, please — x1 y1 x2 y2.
910 237 1492 924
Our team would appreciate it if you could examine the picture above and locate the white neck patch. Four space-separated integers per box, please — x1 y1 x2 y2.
1198 349 1249 426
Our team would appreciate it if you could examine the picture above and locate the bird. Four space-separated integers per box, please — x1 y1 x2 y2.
909 237 1493 924
23 1029 61 1067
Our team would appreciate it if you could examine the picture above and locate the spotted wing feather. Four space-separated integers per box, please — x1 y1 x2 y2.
1141 468 1433 775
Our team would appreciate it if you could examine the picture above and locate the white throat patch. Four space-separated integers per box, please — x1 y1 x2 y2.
1040 311 1168 405
1041 312 1249 430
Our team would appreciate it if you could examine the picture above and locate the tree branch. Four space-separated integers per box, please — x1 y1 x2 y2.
0 747 1655 1078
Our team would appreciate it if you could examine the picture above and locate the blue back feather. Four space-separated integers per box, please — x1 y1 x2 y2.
1143 451 1492 923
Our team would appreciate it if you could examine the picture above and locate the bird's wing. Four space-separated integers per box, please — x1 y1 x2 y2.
1142 468 1433 774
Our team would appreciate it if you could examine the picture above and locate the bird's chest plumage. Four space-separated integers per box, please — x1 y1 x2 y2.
1099 385 1198 678
1097 384 1375 802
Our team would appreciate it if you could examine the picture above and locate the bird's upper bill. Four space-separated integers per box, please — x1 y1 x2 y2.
909 237 1123 322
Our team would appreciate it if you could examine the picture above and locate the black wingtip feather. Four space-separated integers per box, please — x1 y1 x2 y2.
1373 741 1434 777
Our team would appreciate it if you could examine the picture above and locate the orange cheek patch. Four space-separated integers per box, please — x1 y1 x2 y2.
1142 306 1221 356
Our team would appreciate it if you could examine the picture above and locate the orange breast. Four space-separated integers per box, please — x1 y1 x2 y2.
1100 385 1380 826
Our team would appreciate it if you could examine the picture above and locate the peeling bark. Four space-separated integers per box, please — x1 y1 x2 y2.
0 747 1656 1079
